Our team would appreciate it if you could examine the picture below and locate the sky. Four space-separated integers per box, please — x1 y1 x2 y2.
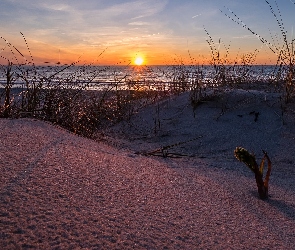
0 0 294 65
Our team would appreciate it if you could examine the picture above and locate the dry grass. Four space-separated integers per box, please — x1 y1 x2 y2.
222 0 295 102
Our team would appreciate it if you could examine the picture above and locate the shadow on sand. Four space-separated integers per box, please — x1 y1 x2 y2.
267 198 295 221
250 190 295 221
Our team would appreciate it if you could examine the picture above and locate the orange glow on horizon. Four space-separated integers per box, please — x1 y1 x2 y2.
0 37 279 66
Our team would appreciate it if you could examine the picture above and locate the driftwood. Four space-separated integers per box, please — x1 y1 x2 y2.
135 136 203 158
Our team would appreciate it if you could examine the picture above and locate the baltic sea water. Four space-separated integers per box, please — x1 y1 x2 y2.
0 64 286 91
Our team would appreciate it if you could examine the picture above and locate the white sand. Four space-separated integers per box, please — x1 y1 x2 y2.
1 89 295 249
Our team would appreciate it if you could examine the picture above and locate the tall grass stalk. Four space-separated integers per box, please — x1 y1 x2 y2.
1 62 14 118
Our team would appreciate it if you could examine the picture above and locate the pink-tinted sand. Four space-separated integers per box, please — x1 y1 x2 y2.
1 89 295 249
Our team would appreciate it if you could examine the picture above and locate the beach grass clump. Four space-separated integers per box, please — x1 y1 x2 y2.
204 27 270 87
234 147 272 200
222 0 295 102
188 28 266 113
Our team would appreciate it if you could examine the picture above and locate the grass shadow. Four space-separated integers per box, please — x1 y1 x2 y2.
267 198 295 221
249 190 295 221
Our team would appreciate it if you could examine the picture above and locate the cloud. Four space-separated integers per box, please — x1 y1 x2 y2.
131 15 146 20
192 14 201 18
232 34 257 39
128 22 151 26
102 0 168 19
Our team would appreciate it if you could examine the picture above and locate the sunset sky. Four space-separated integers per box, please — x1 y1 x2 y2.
0 0 294 65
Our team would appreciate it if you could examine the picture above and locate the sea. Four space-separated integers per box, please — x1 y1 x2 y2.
0 64 287 91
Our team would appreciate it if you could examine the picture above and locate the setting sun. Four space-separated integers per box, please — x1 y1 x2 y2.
134 57 144 66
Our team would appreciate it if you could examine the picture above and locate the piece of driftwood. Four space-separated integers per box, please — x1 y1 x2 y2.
135 135 203 158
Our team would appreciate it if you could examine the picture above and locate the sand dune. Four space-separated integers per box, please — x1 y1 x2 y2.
1 89 295 249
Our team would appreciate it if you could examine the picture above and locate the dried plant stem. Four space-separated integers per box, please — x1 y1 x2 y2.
3 62 14 118
234 147 272 200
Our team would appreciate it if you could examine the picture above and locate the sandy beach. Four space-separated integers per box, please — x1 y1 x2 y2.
1 89 295 249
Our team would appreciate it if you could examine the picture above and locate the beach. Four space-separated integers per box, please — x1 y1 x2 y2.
1 89 295 249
